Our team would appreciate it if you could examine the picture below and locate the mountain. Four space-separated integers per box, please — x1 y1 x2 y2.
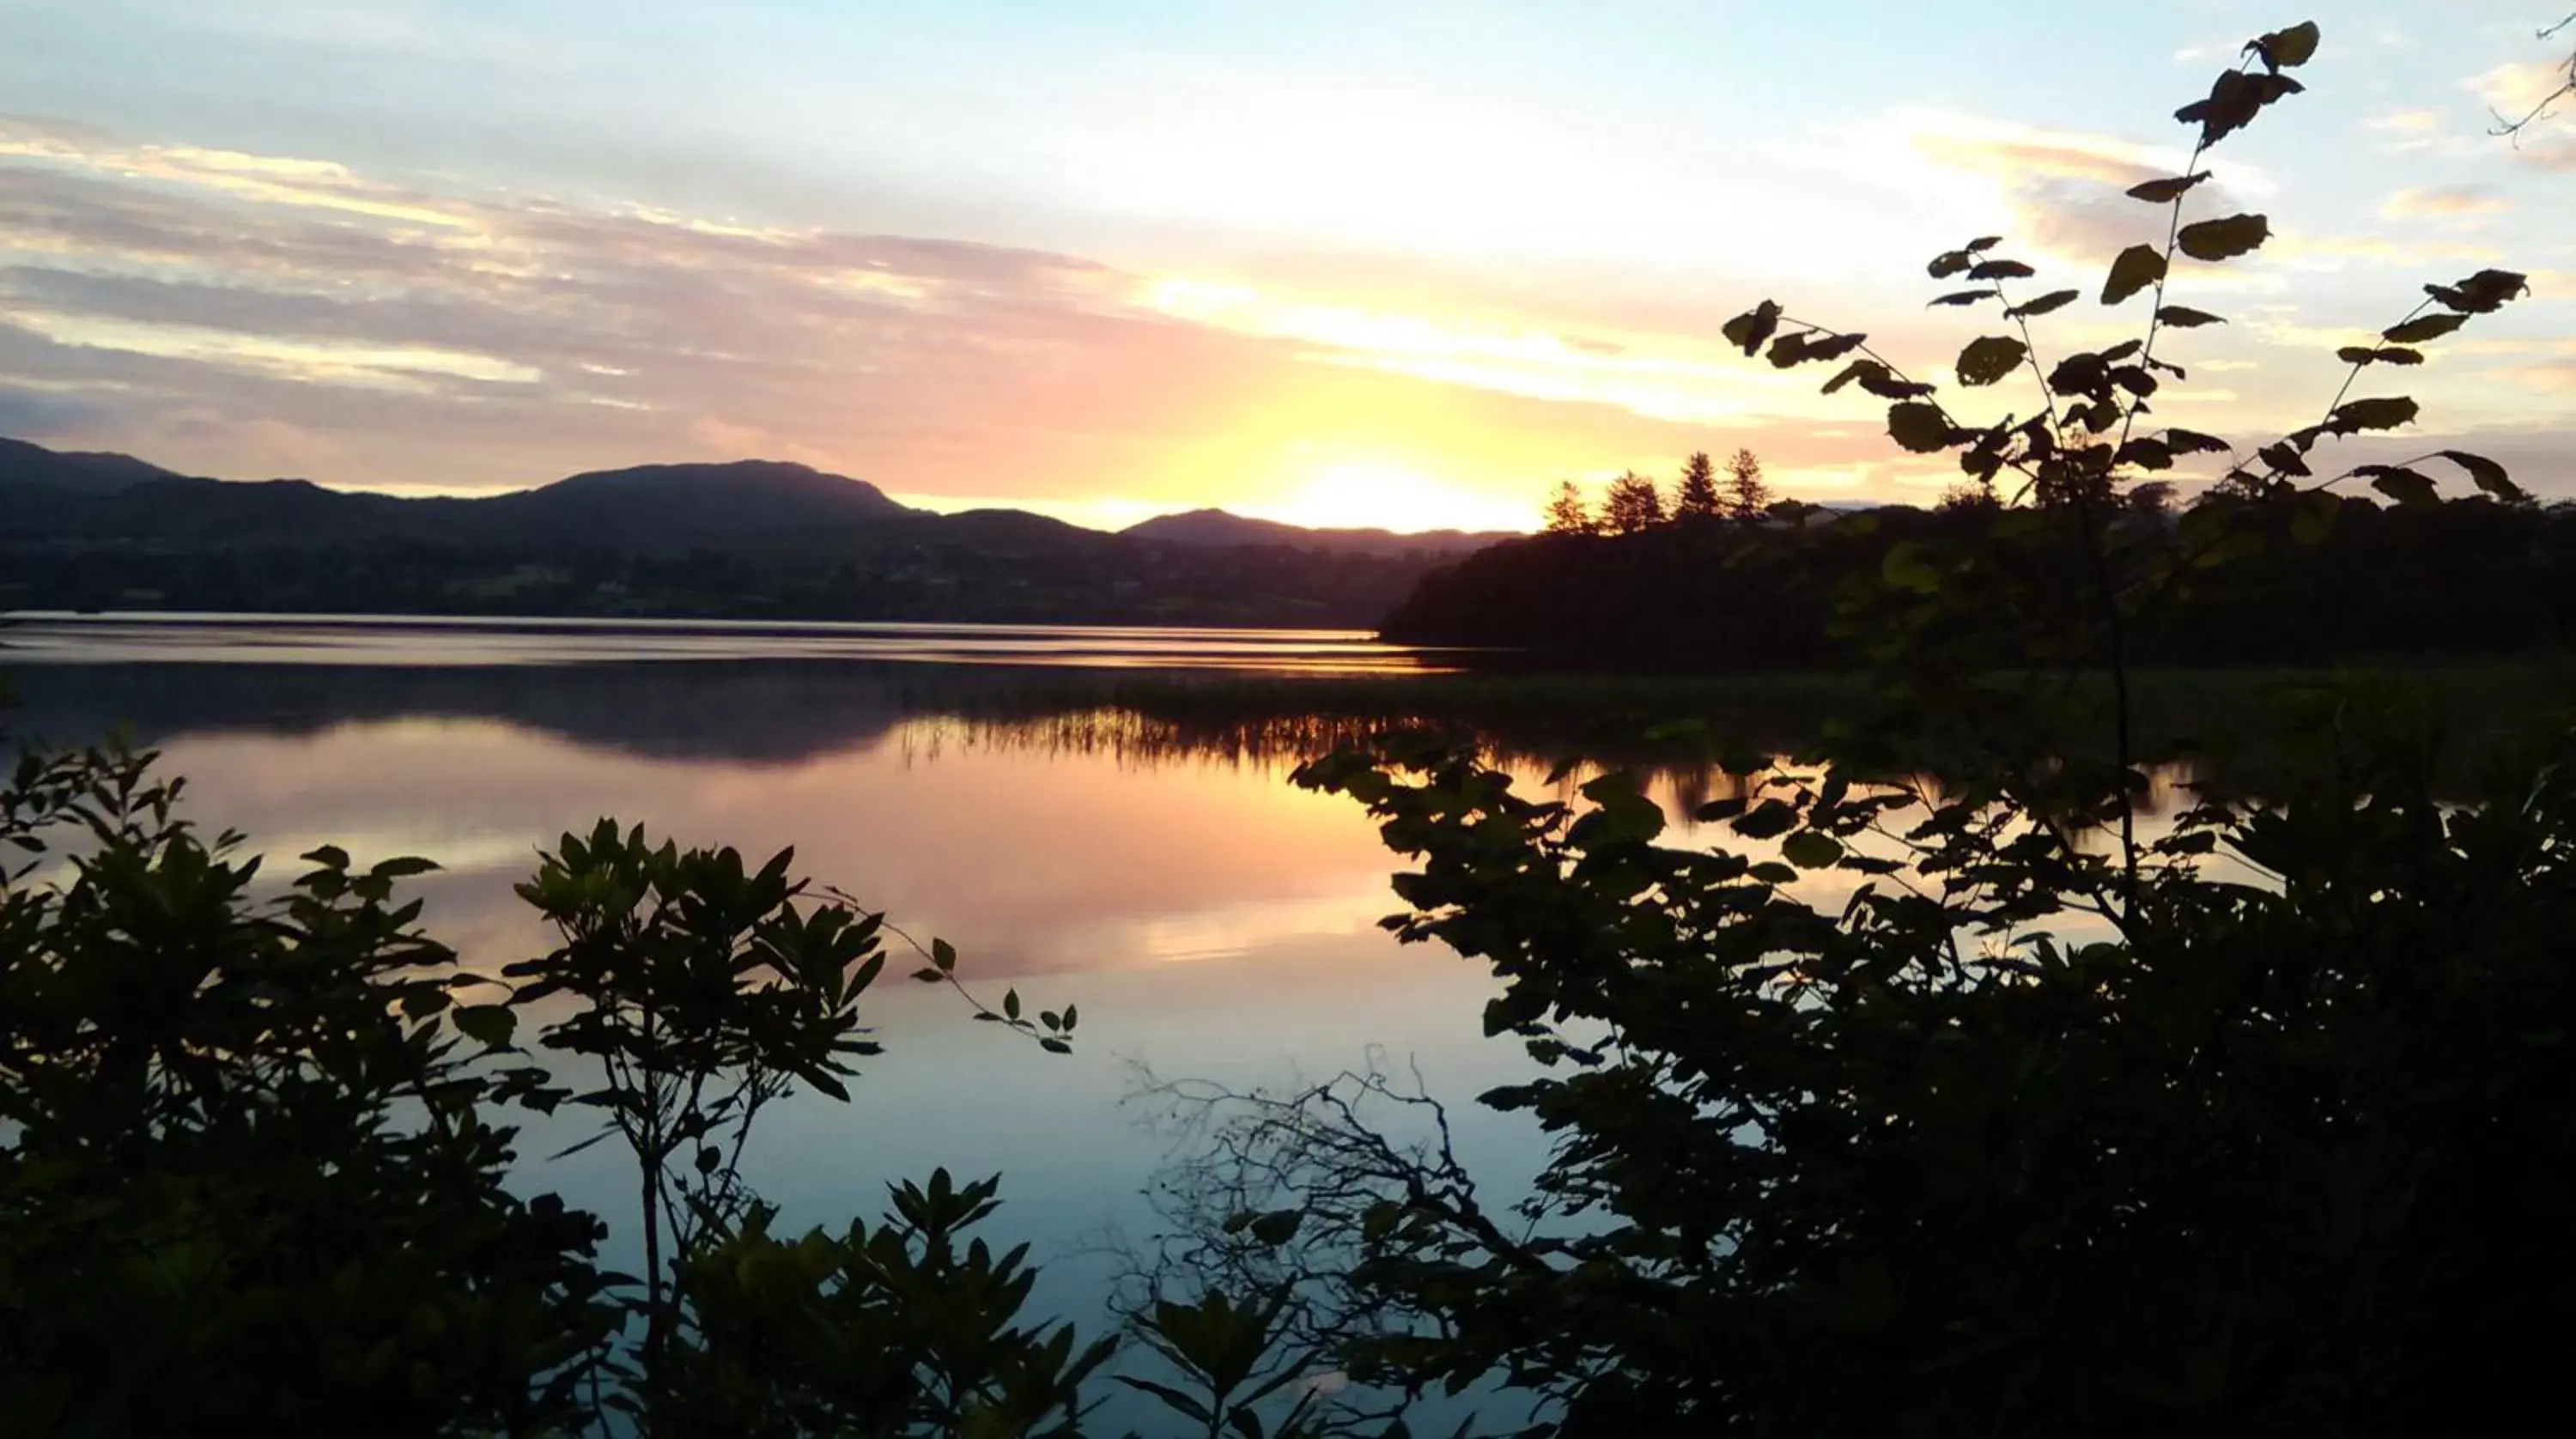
0 436 177 495
1121 507 1516 556
0 438 1487 628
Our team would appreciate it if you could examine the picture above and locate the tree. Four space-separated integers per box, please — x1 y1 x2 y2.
1673 452 1722 519
1599 471 1666 534
1542 479 1596 535
1722 447 1771 523
1283 19 2569 1436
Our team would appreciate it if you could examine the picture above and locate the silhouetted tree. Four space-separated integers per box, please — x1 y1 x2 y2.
1724 448 1772 523
1601 471 1667 534
1543 480 1597 535
1674 452 1722 519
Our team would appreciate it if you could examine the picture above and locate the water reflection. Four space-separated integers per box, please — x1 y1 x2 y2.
0 613 1449 672
0 624 2240 1430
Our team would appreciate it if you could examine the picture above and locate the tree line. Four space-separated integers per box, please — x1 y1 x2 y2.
1541 448 1777 535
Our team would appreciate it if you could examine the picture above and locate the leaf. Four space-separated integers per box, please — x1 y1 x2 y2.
2176 214 2270 262
2360 465 2439 508
1722 300 1782 356
1115 1378 1214 1424
1039 1036 1072 1054
2324 397 2420 435
2258 441 2312 477
1249 1209 1304 1244
932 937 957 972
1967 258 2035 281
1821 361 1876 395
1781 831 1844 869
2006 289 2079 319
2157 305 2227 328
1886 402 1953 453
453 1005 515 1049
2439 450 2524 502
1801 331 1868 363
2382 313 2466 344
1733 798 1801 841
1953 336 2027 387
2424 269 2530 314
1002 987 1021 1022
1965 234 2003 252
2164 428 2232 455
911 967 945 983
2126 172 2212 203
2117 438 2174 471
1929 289 1993 307
2103 245 2167 306
1927 250 1974 280
2257 20 2321 69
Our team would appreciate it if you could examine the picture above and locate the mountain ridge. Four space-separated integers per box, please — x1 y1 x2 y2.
0 436 1505 628
0 439 1516 554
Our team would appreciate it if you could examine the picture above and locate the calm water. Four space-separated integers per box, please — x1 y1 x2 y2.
7 615 2233 1424
3 616 1553 1403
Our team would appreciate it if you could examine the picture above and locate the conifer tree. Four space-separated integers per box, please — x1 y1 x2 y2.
1674 451 1722 519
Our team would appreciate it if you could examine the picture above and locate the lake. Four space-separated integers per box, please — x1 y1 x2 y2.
7 613 2457 1426
5 615 1609 1419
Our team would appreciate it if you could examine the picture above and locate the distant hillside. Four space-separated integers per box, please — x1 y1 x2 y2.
0 436 177 495
0 438 1482 628
1121 507 1518 556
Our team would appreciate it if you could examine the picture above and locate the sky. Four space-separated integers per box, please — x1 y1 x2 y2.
1 1 2570 531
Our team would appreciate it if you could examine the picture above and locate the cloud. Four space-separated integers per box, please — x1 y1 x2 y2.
0 379 113 437
2364 109 2444 134
1893 112 2257 267
0 114 1783 515
2380 184 2512 222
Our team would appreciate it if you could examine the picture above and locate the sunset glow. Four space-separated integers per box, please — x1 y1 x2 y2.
1 3 2570 525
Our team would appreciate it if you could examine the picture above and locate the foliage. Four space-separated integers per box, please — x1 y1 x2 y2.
1721 449 1770 525
1266 18 2576 1436
1541 481 1595 537
0 736 1131 1437
1673 453 1722 519
1597 473 1667 536
0 743 614 1436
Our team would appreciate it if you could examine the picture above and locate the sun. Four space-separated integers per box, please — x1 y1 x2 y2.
1244 462 1537 536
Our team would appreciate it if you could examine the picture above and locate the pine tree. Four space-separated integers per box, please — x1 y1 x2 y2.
1674 452 1722 519
1724 448 1773 524
1542 480 1596 535
1601 471 1668 535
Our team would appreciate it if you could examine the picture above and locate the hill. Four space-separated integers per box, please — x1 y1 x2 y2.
0 437 177 495
0 439 1473 628
1121 508 1515 556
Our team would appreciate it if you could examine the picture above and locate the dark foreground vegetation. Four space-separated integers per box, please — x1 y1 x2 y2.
1388 493 2576 666
10 17 2576 1439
